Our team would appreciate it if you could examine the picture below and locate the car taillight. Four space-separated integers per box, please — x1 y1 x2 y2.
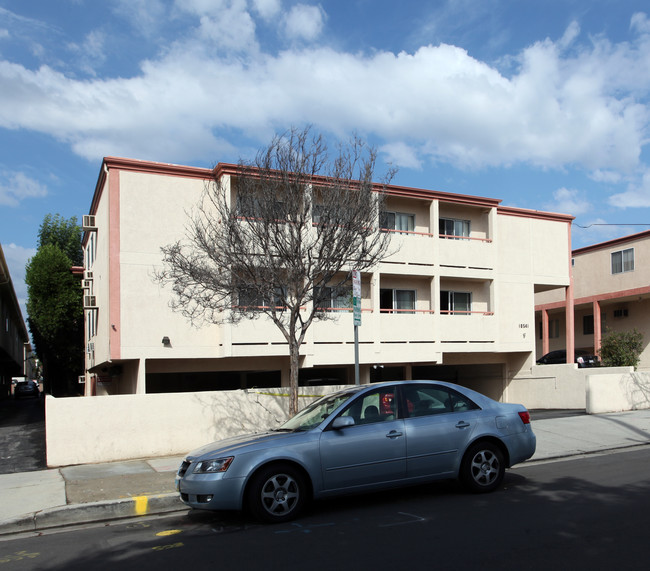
518 411 531 424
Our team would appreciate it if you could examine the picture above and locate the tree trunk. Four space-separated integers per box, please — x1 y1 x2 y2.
289 338 300 416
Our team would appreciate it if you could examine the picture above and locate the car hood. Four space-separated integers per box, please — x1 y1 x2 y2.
186 430 304 460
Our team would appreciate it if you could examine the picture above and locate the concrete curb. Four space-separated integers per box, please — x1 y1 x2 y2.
0 493 185 536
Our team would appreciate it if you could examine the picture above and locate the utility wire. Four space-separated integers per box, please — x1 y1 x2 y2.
573 223 650 229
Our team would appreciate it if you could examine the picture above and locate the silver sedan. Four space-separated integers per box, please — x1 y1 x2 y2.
176 380 536 522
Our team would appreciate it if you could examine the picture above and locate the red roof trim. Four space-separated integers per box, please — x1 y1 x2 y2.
85 157 570 233
498 206 574 223
572 229 650 256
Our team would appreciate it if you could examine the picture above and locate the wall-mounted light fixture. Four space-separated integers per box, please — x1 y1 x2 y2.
162 336 171 347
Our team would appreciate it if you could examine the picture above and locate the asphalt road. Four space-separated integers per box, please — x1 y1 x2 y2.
1 447 648 570
0 395 46 474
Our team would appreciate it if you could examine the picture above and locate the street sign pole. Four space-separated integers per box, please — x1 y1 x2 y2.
352 270 361 385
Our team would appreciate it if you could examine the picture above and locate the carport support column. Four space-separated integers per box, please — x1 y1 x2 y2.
541 308 550 357
135 359 146 394
565 284 575 364
593 300 602 357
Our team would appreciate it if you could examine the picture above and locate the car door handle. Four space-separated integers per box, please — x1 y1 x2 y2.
386 430 403 439
455 421 470 429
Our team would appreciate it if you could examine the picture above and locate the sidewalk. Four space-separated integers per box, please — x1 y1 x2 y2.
1 409 649 536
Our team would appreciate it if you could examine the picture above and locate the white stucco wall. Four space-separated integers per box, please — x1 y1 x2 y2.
45 386 345 467
586 371 650 413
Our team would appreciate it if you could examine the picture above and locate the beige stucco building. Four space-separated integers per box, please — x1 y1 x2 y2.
80 157 573 401
536 230 650 370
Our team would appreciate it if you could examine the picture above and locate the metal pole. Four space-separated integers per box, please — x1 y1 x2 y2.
354 324 360 385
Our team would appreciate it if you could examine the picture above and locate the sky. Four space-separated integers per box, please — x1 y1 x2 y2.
2 0 650 325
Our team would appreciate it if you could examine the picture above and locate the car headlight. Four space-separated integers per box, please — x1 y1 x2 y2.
193 456 234 474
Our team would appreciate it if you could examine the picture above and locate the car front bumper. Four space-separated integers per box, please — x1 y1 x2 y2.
175 466 246 511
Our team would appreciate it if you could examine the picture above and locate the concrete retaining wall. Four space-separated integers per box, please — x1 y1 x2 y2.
47 369 650 467
508 366 650 414
45 386 344 467
587 372 650 413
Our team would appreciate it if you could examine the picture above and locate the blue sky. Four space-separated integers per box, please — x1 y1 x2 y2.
2 0 650 323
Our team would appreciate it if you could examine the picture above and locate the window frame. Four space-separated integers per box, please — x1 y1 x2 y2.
315 286 352 311
380 288 417 314
611 247 634 274
440 290 472 315
439 217 471 239
380 210 415 234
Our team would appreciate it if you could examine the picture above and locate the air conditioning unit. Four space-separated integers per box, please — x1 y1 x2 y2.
84 295 97 308
82 279 92 290
78 375 86 384
82 215 97 230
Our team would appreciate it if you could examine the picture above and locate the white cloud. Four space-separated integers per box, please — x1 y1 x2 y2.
0 170 48 207
112 0 167 38
608 169 650 208
253 0 282 21
174 0 259 52
282 4 325 42
590 170 623 184
67 29 107 75
631 12 650 34
380 141 422 169
546 187 592 216
0 9 648 177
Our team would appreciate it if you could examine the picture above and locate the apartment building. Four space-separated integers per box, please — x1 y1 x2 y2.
0 243 31 398
536 230 650 370
80 157 573 401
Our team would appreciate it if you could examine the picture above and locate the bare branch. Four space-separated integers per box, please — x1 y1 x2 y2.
154 126 396 413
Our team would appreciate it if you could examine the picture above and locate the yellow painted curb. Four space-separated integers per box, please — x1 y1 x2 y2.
133 496 148 515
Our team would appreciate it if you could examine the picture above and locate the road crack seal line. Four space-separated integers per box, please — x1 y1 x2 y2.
378 512 427 527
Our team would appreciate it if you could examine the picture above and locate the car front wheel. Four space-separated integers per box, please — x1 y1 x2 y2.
247 464 307 523
460 441 505 493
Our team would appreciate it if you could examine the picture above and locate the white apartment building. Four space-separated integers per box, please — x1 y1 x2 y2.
80 157 573 401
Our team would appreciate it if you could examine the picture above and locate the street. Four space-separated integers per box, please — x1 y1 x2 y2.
1 446 649 570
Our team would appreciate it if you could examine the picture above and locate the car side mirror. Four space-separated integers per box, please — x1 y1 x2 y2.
331 416 355 429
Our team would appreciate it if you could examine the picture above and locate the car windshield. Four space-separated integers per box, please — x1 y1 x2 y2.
279 390 358 431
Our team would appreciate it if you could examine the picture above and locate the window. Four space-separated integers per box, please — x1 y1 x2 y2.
380 211 415 234
315 286 351 311
440 291 471 315
380 288 416 313
87 309 97 340
549 319 560 338
583 314 594 335
611 248 634 274
85 232 96 269
340 388 397 424
238 286 286 310
402 385 479 418
439 217 470 239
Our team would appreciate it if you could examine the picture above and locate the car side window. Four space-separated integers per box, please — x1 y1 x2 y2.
403 386 452 417
340 389 397 425
403 385 480 417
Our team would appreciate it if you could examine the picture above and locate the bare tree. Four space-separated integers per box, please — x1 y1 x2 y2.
156 127 396 414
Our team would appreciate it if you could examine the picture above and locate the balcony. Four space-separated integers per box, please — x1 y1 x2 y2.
438 311 496 344
438 236 494 270
382 231 435 267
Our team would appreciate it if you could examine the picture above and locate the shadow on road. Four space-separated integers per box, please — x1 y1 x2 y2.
0 395 46 474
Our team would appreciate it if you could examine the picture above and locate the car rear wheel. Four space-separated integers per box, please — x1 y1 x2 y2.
247 464 306 523
460 441 505 493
